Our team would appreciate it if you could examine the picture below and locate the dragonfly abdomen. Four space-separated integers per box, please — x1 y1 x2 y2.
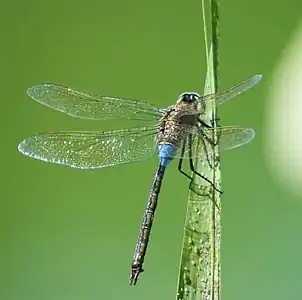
158 144 177 167
130 164 166 285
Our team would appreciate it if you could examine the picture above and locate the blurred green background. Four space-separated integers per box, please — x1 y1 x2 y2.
1 0 302 299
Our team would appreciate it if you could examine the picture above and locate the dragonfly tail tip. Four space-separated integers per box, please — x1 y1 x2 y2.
129 267 144 286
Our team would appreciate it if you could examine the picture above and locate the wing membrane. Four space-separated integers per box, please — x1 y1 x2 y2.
18 126 158 169
201 74 262 107
27 84 164 121
174 126 255 159
203 126 255 151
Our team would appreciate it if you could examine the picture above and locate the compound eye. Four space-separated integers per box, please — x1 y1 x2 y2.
177 93 200 103
189 94 199 101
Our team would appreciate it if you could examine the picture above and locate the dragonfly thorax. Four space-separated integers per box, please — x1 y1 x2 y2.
177 92 200 104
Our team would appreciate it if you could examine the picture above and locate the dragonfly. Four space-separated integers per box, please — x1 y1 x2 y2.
18 74 262 285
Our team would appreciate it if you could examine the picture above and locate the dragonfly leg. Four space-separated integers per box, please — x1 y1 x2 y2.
197 117 221 129
177 137 222 194
210 116 221 127
177 139 193 180
203 132 221 147
197 123 222 148
178 159 193 180
197 118 212 129
188 158 222 194
188 134 223 194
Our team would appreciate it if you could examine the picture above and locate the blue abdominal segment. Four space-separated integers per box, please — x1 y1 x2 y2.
158 144 177 168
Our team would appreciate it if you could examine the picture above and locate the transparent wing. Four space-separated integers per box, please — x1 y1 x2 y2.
200 74 262 107
174 126 255 159
18 126 158 169
26 84 165 121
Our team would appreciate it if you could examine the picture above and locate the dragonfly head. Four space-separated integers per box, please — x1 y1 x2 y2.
177 92 201 104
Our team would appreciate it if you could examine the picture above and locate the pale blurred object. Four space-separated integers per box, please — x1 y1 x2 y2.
266 21 302 198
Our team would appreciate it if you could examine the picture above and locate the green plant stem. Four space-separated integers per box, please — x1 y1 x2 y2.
176 0 221 299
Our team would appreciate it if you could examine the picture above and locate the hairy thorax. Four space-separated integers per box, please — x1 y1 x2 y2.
157 102 198 147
